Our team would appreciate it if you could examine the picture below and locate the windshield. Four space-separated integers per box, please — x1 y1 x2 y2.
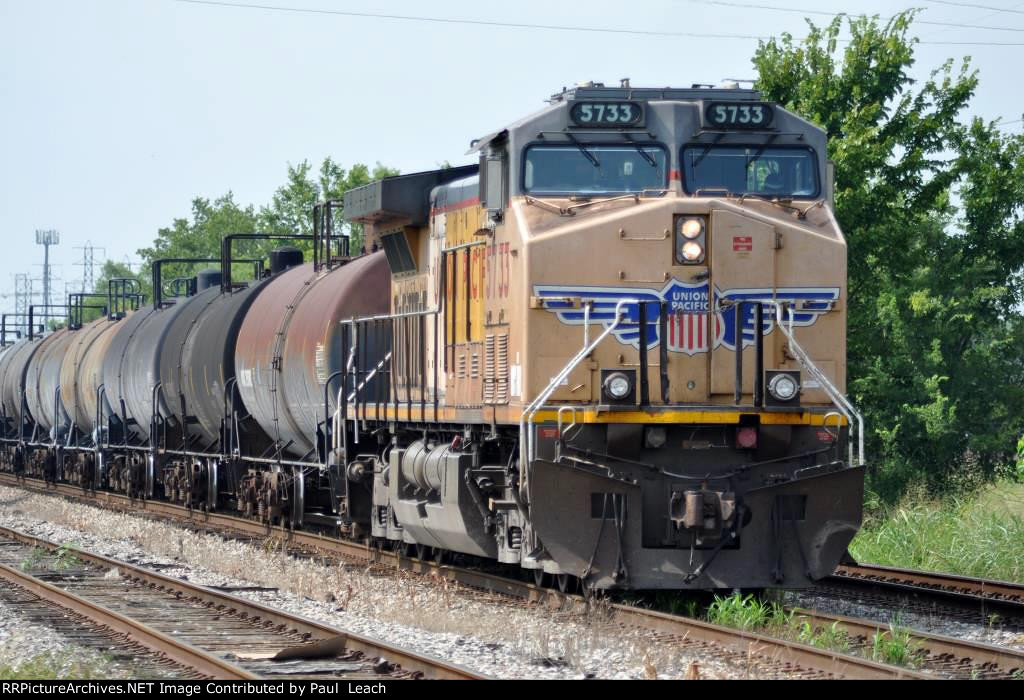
681 145 819 198
523 144 668 195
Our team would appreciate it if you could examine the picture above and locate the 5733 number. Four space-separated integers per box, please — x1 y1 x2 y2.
705 102 773 128
570 101 642 127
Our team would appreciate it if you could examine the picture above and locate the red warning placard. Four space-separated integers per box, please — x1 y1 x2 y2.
733 236 753 252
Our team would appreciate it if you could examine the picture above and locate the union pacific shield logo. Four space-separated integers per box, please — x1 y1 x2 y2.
662 279 713 355
533 279 839 355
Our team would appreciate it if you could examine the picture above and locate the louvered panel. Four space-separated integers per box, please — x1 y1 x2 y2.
496 333 509 404
470 352 480 379
483 334 496 403
457 352 467 379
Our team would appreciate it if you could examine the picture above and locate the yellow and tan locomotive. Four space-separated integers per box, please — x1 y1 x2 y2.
0 82 863 591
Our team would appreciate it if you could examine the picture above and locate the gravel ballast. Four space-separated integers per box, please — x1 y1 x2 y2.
0 485 775 680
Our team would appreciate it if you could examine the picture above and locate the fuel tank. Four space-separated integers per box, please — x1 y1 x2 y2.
235 253 390 457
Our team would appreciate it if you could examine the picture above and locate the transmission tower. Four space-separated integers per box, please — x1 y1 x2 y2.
35 230 60 325
13 273 33 337
74 241 106 292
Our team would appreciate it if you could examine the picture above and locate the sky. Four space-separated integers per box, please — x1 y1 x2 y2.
1 0 1022 308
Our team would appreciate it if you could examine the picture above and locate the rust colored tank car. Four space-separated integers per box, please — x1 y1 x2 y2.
0 84 865 591
235 253 391 458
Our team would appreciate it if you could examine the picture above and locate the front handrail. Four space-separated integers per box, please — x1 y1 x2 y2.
773 303 865 466
520 298 636 469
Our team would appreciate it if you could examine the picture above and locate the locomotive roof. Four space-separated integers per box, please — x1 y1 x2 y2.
468 83 768 154
549 84 762 102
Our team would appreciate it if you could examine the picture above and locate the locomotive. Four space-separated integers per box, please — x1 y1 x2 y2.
0 82 864 591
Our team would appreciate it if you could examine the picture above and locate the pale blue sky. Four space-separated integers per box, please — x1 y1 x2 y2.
2 0 1022 306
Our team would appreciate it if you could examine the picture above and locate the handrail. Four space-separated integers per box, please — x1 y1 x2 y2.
520 298 636 469
772 303 865 466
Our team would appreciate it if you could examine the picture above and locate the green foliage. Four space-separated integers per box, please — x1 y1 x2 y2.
870 619 921 667
850 481 1024 582
706 593 790 631
754 12 1024 499
19 546 45 571
258 159 398 254
0 652 118 680
96 157 398 308
1014 435 1024 483
52 541 80 571
796 620 851 653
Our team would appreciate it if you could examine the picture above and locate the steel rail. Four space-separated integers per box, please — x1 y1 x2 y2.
0 559 257 679
0 522 485 680
831 563 1024 614
0 474 932 679
787 607 1024 677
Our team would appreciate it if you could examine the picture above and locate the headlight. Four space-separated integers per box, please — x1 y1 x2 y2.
680 218 703 239
603 372 632 400
680 241 704 261
768 373 799 401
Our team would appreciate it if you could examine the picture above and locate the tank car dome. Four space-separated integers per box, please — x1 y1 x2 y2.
196 268 222 291
270 246 304 275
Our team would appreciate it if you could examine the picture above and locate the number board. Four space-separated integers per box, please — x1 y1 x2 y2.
705 102 773 128
570 101 643 128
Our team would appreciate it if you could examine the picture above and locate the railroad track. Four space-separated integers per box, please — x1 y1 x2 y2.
0 473 967 679
786 607 1024 679
830 564 1024 619
0 523 484 680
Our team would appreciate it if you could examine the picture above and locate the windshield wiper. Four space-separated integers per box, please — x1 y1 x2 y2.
565 133 600 167
622 133 657 167
692 132 726 168
745 133 779 167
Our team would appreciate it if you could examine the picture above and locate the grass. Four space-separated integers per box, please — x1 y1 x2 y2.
869 619 921 667
18 546 45 571
796 620 851 653
0 652 117 680
850 480 1024 583
704 593 926 668
706 593 791 632
18 542 80 572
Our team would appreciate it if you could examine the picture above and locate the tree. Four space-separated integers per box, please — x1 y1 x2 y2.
259 157 399 254
137 192 260 297
753 12 1024 498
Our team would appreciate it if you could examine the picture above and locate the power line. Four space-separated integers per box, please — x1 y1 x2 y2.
173 0 766 40
925 0 1024 15
677 0 1024 32
173 0 1024 44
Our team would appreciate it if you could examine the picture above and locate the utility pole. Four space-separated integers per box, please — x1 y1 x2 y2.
74 241 105 292
35 229 60 326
